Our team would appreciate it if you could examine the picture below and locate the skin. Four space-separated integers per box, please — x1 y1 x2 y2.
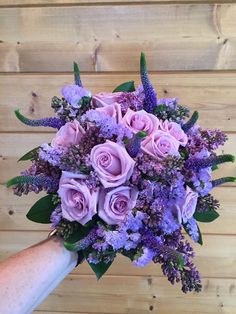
0 236 77 314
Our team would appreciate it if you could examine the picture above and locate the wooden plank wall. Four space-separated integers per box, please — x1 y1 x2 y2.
0 1 236 313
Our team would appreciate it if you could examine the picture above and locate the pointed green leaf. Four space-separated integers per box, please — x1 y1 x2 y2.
183 221 203 245
64 223 93 247
197 225 203 245
18 146 40 161
15 109 27 124
26 194 56 224
193 210 219 223
113 81 135 93
140 52 147 73
211 165 219 171
73 62 82 86
177 254 184 270
88 260 113 280
6 176 29 188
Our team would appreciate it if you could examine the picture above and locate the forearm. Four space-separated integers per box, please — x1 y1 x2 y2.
0 235 77 314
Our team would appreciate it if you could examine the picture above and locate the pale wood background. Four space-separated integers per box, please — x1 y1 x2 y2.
0 1 236 313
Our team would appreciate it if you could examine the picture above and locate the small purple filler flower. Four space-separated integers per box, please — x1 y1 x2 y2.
61 84 91 106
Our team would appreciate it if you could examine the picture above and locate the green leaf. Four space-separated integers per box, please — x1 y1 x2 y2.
154 104 166 113
177 254 184 270
197 224 203 245
140 52 147 73
211 165 219 171
26 194 56 224
113 81 135 93
183 221 203 245
73 62 82 86
18 146 40 161
6 176 30 188
88 260 113 280
65 221 94 244
194 210 220 223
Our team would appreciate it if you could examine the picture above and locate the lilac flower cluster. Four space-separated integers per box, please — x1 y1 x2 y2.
116 85 145 113
9 55 235 294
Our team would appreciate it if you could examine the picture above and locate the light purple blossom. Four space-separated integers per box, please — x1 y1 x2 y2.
104 230 129 250
39 143 68 167
61 84 91 106
133 248 155 267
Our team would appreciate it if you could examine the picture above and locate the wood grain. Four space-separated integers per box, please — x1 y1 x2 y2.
35 275 236 313
0 231 236 278
0 4 236 71
2 0 236 7
0 2 236 314
1 72 236 132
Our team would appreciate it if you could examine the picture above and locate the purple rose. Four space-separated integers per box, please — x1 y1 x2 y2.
121 108 160 135
90 140 135 188
61 84 91 106
96 103 122 123
92 92 122 107
159 120 188 146
51 119 85 147
98 186 138 225
58 171 99 225
174 186 198 223
141 131 180 160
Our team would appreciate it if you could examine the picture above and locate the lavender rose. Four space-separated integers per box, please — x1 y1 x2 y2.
51 119 85 147
92 92 122 107
159 120 188 146
90 140 135 188
96 103 122 123
141 131 180 160
174 186 198 223
61 84 91 106
121 108 160 135
58 171 99 225
98 186 138 225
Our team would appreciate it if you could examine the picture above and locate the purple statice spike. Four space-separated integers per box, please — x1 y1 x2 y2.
50 205 62 228
15 109 65 129
140 52 157 113
185 154 235 170
9 175 59 196
212 176 236 187
182 111 199 133
73 62 83 87
126 131 147 158
184 218 199 243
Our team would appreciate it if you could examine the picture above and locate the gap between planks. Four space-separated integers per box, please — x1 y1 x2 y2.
1 0 236 10
2 70 236 76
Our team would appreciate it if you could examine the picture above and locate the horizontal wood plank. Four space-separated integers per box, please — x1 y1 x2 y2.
0 4 236 71
2 0 236 7
1 185 236 234
1 132 235 184
1 72 236 132
0 231 236 278
35 275 236 313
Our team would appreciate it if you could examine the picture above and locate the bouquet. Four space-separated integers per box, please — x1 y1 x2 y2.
7 53 235 293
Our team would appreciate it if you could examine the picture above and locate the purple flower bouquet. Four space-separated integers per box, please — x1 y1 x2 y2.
7 53 236 293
